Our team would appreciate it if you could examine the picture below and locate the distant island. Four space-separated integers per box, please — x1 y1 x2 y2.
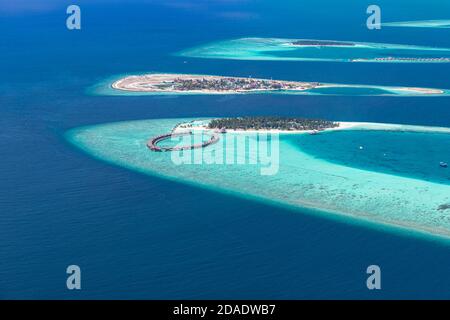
108 73 445 96
382 19 450 29
291 40 356 47
112 74 320 94
207 116 339 131
177 37 450 65
352 57 450 63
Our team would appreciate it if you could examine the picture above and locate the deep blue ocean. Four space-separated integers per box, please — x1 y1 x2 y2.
1 0 450 299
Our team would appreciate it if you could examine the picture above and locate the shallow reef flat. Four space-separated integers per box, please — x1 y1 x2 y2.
176 37 450 63
383 20 450 28
90 73 450 97
66 118 450 241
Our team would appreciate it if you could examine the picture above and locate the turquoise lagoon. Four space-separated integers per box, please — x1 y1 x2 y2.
90 73 450 97
177 37 450 63
383 20 450 29
66 118 450 240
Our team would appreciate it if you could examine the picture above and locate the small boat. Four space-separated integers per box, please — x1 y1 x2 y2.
440 162 448 168
309 130 319 135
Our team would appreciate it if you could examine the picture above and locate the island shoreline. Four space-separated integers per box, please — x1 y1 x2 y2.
109 73 446 96
66 118 450 242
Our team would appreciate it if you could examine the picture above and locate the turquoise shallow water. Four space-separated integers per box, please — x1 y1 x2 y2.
178 37 450 63
289 130 450 185
66 118 450 240
383 20 450 29
306 86 389 96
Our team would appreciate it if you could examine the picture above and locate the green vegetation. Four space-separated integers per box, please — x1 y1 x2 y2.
292 40 355 46
208 116 339 131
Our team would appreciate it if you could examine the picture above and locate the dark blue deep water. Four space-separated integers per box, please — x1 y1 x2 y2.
1 0 450 299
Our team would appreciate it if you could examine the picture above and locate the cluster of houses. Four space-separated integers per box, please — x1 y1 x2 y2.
352 57 450 62
375 57 450 62
170 77 305 91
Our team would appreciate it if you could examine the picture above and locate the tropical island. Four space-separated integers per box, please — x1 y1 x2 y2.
68 117 450 239
111 73 320 94
107 73 446 96
147 117 340 152
177 37 450 65
207 116 339 131
291 40 356 47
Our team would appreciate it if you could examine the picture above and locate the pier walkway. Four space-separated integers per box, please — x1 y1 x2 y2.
147 131 220 152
